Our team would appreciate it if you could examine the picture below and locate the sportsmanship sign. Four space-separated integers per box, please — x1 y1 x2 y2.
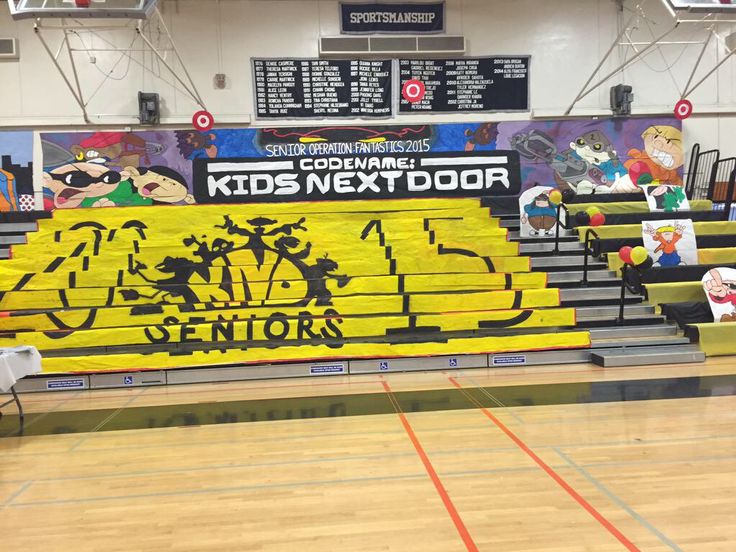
193 151 521 203
340 2 444 34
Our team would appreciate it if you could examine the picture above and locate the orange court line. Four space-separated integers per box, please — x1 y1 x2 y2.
448 376 641 552
381 379 479 552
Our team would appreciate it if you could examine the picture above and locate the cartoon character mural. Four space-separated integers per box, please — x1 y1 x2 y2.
500 117 683 194
70 132 164 169
625 125 684 187
43 162 192 209
40 118 684 210
518 185 562 237
42 131 195 210
0 131 34 212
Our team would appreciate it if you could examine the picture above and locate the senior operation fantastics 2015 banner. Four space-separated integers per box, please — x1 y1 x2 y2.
39 117 683 210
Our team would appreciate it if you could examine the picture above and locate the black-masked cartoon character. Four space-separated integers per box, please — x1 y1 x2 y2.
42 162 139 209
124 166 194 205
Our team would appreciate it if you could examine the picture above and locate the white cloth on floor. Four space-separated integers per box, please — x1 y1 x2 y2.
0 346 42 393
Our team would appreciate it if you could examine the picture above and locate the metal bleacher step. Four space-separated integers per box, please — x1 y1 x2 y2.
0 222 38 234
508 230 577 242
499 218 518 228
548 270 617 285
576 304 655 319
0 235 26 245
590 344 705 367
588 324 679 339
0 248 9 259
519 241 584 254
590 335 691 348
561 286 642 305
532 255 607 271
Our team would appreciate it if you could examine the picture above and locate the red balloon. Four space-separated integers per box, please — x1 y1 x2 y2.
589 212 606 227
618 246 633 264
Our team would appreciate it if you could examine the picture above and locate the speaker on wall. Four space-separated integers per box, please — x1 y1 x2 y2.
138 92 160 125
610 84 633 117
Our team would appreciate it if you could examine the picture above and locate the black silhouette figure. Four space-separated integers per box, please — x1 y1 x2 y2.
119 215 351 307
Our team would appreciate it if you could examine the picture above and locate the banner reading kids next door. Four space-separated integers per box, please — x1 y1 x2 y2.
40 117 683 209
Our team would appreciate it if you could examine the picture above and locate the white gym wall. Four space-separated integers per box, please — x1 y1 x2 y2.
0 0 734 155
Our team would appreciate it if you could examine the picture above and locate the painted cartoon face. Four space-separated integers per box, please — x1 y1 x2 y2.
43 162 122 208
570 131 616 165
643 130 684 170
125 166 193 204
662 231 674 241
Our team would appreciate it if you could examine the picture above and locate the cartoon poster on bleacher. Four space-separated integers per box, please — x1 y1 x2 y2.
702 267 736 323
518 185 562 237
642 184 690 213
641 219 697 266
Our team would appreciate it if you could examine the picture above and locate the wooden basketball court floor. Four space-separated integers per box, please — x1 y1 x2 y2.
1 358 736 551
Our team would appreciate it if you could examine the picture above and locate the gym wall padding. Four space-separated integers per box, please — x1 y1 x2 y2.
0 198 590 373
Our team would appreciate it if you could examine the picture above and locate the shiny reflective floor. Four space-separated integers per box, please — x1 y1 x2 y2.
1 359 736 551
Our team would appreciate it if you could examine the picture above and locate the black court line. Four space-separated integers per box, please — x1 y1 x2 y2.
1 374 735 438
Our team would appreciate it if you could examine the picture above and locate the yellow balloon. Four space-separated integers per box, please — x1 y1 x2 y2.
586 206 601 217
548 190 562 204
630 246 649 265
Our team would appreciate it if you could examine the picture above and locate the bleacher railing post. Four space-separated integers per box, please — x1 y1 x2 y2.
553 203 569 255
581 228 599 287
618 264 628 325
724 168 736 221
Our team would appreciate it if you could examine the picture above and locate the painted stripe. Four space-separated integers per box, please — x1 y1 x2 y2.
420 156 508 166
448 376 641 552
382 380 479 552
207 161 294 172
554 448 683 552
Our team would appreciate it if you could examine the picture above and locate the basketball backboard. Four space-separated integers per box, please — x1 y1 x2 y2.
664 0 736 13
7 0 158 20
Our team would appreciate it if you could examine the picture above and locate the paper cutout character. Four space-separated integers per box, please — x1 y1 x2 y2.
642 184 690 213
703 267 736 323
521 192 558 236
643 222 686 266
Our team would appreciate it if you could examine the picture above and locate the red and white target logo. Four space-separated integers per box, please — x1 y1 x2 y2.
402 79 426 103
674 99 693 120
192 110 215 131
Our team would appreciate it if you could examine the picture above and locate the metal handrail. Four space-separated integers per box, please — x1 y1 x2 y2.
553 203 570 255
581 228 600 287
618 264 644 325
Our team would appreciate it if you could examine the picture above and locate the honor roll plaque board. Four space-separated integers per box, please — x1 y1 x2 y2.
399 57 529 113
253 58 392 119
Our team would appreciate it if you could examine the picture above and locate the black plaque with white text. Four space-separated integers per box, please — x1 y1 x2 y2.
253 58 393 119
398 57 529 113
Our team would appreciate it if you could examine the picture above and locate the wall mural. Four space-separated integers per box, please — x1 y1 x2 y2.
39 117 683 210
0 131 34 212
